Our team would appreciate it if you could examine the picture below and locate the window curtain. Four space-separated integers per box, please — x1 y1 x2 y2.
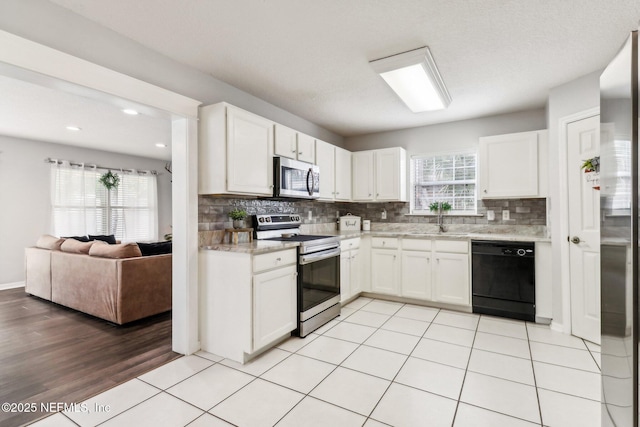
50 161 102 237
50 161 158 241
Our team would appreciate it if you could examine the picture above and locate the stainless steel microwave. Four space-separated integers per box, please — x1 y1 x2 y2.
273 157 320 199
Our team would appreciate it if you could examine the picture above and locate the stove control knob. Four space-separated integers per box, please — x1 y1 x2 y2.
266 217 271 223
258 217 264 223
296 216 300 222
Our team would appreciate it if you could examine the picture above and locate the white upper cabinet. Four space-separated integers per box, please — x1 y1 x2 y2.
199 103 274 196
274 124 315 164
352 147 407 202
335 147 352 201
479 130 548 199
315 140 336 200
352 151 375 201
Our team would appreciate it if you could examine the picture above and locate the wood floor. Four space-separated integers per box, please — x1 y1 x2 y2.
0 288 180 427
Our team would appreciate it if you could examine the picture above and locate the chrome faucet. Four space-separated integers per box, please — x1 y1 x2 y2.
437 202 447 233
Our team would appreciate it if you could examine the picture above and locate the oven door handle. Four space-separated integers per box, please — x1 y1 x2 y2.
300 247 341 265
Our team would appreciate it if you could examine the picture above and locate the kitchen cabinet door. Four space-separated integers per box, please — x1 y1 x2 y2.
352 151 375 201
401 250 432 300
350 248 362 295
227 106 274 195
253 265 297 351
433 252 470 306
297 133 315 163
371 249 400 295
479 130 547 198
315 140 336 200
340 250 351 302
375 148 407 201
335 147 352 201
274 124 298 159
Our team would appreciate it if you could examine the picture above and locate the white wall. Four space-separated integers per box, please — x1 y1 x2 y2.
0 135 173 285
0 0 344 148
546 70 601 327
344 108 547 155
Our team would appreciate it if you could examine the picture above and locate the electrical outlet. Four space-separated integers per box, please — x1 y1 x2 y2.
381 209 387 220
487 210 495 221
502 210 510 220
308 210 313 220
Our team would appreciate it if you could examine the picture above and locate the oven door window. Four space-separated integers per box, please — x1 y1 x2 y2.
299 254 340 312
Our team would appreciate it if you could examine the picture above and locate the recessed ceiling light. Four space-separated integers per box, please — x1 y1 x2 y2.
66 126 82 131
122 109 139 115
155 143 167 148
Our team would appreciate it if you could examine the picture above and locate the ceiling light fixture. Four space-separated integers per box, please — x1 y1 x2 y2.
122 109 139 115
155 143 167 148
66 126 82 131
370 46 451 112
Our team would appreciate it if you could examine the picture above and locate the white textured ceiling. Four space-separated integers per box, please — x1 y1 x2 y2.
0 74 172 160
45 0 640 138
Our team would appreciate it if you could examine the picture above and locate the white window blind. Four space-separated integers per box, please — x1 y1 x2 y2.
411 151 477 214
51 161 158 241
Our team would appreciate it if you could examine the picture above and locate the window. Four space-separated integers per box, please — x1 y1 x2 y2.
50 161 158 241
411 151 477 214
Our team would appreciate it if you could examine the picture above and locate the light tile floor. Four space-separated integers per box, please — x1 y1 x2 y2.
29 297 601 427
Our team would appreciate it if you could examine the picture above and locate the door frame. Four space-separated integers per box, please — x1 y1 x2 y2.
557 107 600 334
0 30 202 355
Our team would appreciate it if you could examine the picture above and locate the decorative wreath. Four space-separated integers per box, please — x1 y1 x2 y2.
99 170 120 190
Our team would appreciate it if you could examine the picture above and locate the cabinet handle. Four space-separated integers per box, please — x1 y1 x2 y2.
351 255 357 259
292 149 297 153
299 151 303 155
377 193 380 197
436 258 440 263
382 241 386 245
368 193 372 197
483 189 487 193
276 257 282 262
269 185 274 189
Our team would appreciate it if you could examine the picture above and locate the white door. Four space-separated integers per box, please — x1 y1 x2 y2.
401 251 432 300
335 147 352 201
375 148 400 201
315 140 335 200
432 252 470 306
371 249 399 295
340 251 351 302
352 151 375 201
567 115 600 344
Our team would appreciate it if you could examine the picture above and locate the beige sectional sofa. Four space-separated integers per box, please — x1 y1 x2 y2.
24 236 172 325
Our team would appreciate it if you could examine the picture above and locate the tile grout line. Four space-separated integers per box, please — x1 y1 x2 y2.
450 312 480 426
525 322 545 427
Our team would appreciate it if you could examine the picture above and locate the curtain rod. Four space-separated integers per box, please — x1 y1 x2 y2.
44 158 157 175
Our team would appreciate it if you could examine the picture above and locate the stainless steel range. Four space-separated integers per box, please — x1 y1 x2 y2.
253 214 341 337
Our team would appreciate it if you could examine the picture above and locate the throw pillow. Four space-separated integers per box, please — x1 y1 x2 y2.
136 241 172 256
60 239 95 254
89 234 117 244
63 235 90 242
35 235 65 251
89 241 142 259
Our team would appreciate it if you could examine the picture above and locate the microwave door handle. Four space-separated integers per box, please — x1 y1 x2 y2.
306 168 313 196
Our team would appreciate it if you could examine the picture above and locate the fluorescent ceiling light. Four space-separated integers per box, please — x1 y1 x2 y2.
122 109 139 115
370 47 451 112
66 125 82 131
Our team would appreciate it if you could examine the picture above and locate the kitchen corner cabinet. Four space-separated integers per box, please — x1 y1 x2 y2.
340 238 361 302
479 130 548 199
199 248 297 364
199 103 274 196
371 237 400 295
274 124 315 164
352 147 407 202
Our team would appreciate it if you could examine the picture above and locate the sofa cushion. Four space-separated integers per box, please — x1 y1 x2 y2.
36 235 65 251
89 234 117 244
137 241 172 256
64 235 90 242
60 238 96 254
89 241 142 259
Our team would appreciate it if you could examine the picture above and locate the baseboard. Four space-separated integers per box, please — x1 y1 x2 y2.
550 320 564 333
0 281 25 291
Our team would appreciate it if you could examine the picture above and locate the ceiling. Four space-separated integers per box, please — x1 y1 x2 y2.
2 1 639 160
44 0 640 138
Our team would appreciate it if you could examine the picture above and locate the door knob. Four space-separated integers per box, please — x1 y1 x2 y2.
571 236 581 244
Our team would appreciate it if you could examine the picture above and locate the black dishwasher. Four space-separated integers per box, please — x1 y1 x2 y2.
471 241 535 322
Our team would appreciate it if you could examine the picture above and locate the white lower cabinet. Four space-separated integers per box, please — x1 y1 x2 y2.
253 265 297 350
371 248 400 295
340 238 361 302
199 248 297 364
401 250 432 300
432 252 470 305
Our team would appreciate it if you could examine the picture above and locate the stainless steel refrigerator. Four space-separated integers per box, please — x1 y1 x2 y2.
601 29 638 426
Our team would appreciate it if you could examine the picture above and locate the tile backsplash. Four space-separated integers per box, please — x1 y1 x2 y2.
199 195 546 235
